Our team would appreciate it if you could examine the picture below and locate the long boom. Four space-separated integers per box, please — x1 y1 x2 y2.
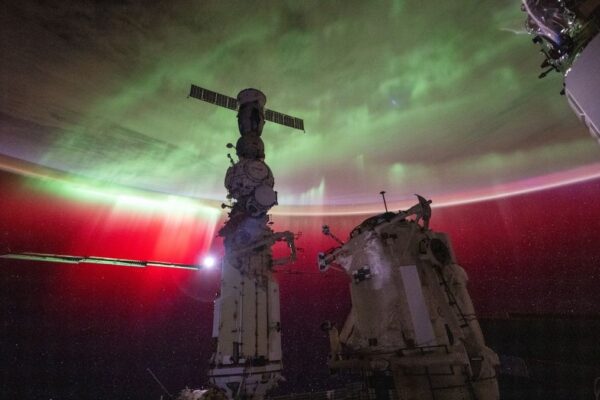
0 252 200 271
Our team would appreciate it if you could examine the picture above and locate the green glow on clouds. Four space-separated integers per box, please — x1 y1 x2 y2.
1 0 598 211
33 176 220 218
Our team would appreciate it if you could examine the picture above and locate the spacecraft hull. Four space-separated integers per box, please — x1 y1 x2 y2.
209 250 285 399
205 88 296 400
320 205 500 400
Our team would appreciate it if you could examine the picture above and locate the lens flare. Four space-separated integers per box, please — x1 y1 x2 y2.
202 256 216 269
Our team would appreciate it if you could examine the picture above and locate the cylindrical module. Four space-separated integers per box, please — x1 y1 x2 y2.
207 88 291 400
321 204 500 400
208 250 283 399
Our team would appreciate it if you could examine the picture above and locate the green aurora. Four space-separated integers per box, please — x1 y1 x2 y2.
1 0 599 213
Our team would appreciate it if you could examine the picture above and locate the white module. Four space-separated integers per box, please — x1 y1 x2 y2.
205 88 297 400
319 196 500 400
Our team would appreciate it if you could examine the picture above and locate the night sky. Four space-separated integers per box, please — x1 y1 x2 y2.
1 1 600 399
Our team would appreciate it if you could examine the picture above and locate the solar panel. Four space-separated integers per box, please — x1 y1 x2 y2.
189 84 238 111
189 84 305 132
264 109 304 131
0 252 200 270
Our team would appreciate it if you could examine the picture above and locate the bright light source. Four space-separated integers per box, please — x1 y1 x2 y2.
202 256 216 269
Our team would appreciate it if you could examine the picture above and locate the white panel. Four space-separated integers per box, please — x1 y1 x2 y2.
216 261 243 359
256 279 268 357
267 280 282 361
212 297 221 338
399 265 436 346
242 275 256 357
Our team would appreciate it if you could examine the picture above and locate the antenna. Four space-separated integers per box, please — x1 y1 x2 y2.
380 190 389 213
322 225 344 246
146 368 173 399
189 84 305 132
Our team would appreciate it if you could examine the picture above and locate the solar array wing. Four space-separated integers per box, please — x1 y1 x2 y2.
0 252 199 271
189 84 305 132
189 84 238 111
264 109 304 131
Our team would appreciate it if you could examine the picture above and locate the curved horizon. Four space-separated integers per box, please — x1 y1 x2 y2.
2 153 599 217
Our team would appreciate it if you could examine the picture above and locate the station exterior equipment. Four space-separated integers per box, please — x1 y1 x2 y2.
2 86 504 400
521 0 600 143
318 196 500 400
189 86 301 399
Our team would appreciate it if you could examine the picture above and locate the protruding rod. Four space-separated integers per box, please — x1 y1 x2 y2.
146 368 173 398
322 225 344 246
380 191 388 213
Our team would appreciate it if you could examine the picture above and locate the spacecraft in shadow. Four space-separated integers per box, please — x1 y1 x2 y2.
187 85 302 399
522 0 600 143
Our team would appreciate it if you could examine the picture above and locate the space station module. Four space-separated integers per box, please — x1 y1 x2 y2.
207 89 296 399
319 197 500 400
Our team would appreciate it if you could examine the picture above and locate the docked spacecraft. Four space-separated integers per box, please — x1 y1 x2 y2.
522 0 600 142
318 196 500 400
188 86 301 400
